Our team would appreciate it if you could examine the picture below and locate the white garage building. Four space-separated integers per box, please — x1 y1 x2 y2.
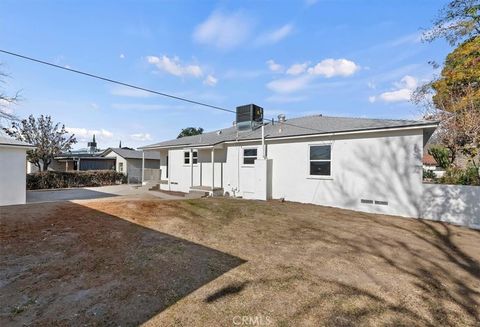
0 134 34 206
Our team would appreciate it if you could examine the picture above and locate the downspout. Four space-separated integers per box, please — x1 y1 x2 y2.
261 124 266 159
141 151 145 184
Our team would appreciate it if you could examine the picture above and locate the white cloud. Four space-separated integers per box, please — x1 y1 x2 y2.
305 0 319 6
146 55 203 77
130 133 152 142
369 75 418 103
90 103 99 110
286 62 309 75
267 75 312 94
266 58 360 94
193 10 254 50
67 127 114 143
256 24 293 45
307 58 359 78
119 53 125 59
203 74 218 86
266 59 284 73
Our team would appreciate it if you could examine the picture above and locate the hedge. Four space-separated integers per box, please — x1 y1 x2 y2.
27 170 126 190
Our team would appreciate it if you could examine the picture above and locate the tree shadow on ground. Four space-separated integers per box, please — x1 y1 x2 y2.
0 201 245 326
26 188 119 203
241 213 479 326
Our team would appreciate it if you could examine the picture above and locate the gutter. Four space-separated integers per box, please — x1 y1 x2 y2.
0 143 36 150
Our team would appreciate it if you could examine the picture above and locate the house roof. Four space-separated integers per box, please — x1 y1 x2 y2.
423 153 438 166
102 148 160 160
0 134 34 148
140 115 438 150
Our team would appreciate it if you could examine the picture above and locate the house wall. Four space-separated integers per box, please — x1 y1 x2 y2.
155 128 479 228
224 129 425 217
0 146 28 206
422 184 480 228
104 151 160 183
105 152 127 174
126 158 159 184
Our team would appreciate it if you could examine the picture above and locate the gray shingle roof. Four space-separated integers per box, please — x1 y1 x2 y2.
104 148 160 160
140 115 438 149
0 134 34 148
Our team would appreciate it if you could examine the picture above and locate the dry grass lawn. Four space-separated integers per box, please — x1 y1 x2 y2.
1 196 480 326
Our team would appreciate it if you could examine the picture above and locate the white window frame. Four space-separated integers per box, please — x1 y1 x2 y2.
183 150 198 166
308 143 332 179
118 162 124 173
242 147 258 166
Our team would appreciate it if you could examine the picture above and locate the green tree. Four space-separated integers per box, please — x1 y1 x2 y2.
423 0 480 45
414 0 480 182
3 115 77 171
431 37 480 113
177 127 204 139
428 145 453 169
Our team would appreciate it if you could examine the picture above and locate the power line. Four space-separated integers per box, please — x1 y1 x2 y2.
0 49 236 114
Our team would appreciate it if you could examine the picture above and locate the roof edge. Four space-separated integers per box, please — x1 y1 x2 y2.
140 122 439 150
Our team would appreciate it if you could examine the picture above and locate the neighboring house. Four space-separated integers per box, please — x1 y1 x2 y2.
26 134 115 173
101 148 160 184
140 104 440 219
422 153 445 177
0 134 34 206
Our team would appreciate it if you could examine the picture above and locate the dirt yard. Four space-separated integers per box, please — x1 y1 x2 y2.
1 197 479 326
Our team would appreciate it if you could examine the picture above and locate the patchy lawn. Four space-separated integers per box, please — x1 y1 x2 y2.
1 197 479 326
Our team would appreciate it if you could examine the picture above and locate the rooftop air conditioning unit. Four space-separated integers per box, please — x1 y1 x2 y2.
236 104 264 131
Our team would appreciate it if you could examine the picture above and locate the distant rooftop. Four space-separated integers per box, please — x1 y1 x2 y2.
140 115 438 150
102 148 160 160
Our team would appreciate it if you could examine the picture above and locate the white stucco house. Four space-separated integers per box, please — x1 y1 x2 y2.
139 104 454 220
0 134 34 206
101 147 160 184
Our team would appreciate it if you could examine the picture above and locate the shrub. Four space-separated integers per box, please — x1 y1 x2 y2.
440 165 480 186
423 169 436 181
27 170 125 190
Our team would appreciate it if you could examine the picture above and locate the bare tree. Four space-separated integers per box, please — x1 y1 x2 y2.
0 67 20 126
3 115 77 171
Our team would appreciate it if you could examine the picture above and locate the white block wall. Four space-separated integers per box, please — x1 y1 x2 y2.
0 147 28 206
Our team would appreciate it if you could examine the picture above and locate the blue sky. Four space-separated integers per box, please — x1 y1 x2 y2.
0 0 451 149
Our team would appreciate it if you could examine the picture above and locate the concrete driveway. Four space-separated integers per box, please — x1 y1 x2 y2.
26 184 181 203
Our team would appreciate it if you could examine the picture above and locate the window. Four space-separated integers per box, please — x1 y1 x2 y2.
119 162 124 172
184 150 198 165
309 145 331 176
243 148 257 165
